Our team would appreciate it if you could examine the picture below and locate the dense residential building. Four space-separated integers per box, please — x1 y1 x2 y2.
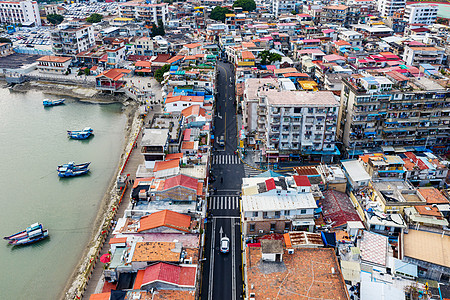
0 0 40 26
320 5 349 26
404 3 438 25
403 45 445 66
51 23 95 56
118 1 169 25
243 78 340 163
338 74 450 156
377 0 406 17
271 0 297 18
36 55 72 74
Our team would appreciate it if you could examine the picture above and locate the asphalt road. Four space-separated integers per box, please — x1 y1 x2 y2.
201 61 244 300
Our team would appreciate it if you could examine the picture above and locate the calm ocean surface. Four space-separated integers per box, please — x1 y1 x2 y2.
0 88 126 299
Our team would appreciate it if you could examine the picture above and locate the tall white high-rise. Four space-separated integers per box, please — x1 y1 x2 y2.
0 0 41 26
404 3 438 25
377 0 406 17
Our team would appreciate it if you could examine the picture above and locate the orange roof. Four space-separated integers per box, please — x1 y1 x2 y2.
273 67 298 74
334 40 351 46
283 72 308 78
418 188 449 204
241 51 255 60
89 293 111 300
131 241 180 262
283 233 292 248
153 158 180 172
165 95 204 104
415 205 442 217
133 177 155 188
184 43 201 49
135 61 151 67
185 55 198 60
96 68 131 81
167 55 185 64
197 182 203 196
133 269 145 290
166 153 184 160
37 55 72 63
181 105 206 118
138 209 191 233
182 141 195 150
109 237 127 244
242 41 256 48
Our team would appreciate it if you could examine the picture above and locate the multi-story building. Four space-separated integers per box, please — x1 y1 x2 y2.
243 78 340 163
320 5 349 26
119 1 169 25
51 23 95 56
403 45 445 66
271 0 297 18
0 0 40 26
404 3 438 25
338 74 450 156
377 0 406 17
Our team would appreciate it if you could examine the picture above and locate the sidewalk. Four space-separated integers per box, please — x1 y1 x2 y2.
82 104 161 299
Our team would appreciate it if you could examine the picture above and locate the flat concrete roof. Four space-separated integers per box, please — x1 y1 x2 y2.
265 90 339 107
141 128 169 147
403 229 450 268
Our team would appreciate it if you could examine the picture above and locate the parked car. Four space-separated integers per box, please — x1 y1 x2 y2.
218 135 225 147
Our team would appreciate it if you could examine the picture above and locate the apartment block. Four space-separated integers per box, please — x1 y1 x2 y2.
51 23 95 56
403 45 444 66
320 5 349 26
245 80 340 163
404 3 438 25
119 1 169 25
271 0 297 18
0 0 40 26
338 74 450 156
377 0 406 17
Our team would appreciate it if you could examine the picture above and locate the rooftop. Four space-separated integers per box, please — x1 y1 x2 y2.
131 241 181 262
321 190 361 228
242 194 316 212
246 247 349 299
403 229 450 268
141 128 169 147
264 90 339 107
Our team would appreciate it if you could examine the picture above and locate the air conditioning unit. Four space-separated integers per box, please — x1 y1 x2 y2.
259 230 264 234
269 231 274 234
288 249 295 254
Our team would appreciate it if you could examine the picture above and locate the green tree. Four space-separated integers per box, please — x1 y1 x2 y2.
209 6 232 22
151 20 166 37
84 68 90 76
154 64 170 82
233 0 256 12
46 14 64 25
86 13 103 23
258 50 282 65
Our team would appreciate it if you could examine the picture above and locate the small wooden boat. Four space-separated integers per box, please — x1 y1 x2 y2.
57 162 90 172
4 223 43 241
43 99 65 107
67 127 93 140
58 167 90 177
9 230 49 246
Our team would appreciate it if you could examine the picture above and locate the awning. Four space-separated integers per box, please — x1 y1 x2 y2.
293 220 315 226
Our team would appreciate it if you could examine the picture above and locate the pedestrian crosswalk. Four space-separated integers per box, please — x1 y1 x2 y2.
209 196 240 210
211 154 241 165
244 164 264 178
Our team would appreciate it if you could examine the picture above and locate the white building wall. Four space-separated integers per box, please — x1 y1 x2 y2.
404 4 438 25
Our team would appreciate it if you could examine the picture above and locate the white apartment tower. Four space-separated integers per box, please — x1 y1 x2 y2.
51 23 95 56
119 1 169 25
377 0 406 17
272 0 297 18
0 0 41 26
404 3 438 25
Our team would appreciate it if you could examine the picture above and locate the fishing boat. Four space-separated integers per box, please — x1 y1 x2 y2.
4 223 49 246
3 223 43 240
58 167 90 177
57 161 91 172
8 230 49 246
67 127 93 140
43 99 65 107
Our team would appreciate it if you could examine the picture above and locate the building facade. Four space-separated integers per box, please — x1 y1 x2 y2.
118 1 169 25
338 74 450 156
377 0 406 17
404 3 438 25
51 23 95 56
0 0 40 26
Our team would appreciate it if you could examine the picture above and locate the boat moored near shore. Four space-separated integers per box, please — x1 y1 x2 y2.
58 167 90 178
4 223 49 246
43 99 65 107
67 127 94 140
56 161 91 172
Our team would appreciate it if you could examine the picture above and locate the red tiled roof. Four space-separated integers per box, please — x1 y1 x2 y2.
321 190 361 227
138 210 191 233
197 182 203 196
164 174 198 191
37 55 72 63
165 153 183 160
141 263 196 288
165 95 204 104
153 159 180 172
418 188 449 204
265 178 276 191
293 175 311 187
89 292 111 300
135 61 151 67
109 237 127 244
167 55 185 64
182 141 195 150
181 105 206 118
96 68 131 81
183 128 191 141
184 43 201 49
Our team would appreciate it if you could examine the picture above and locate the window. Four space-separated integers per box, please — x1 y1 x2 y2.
252 211 258 217
285 222 290 230
275 211 280 217
284 210 290 216
250 224 255 232
270 223 276 231
300 209 307 214
263 212 268 218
